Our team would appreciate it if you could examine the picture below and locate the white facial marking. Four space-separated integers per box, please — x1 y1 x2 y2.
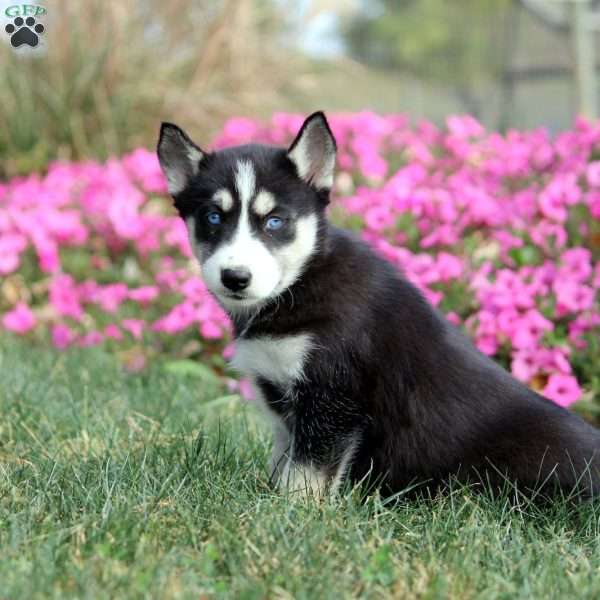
232 333 312 386
272 214 319 293
234 160 256 206
213 189 234 212
191 158 319 312
201 160 283 312
252 190 276 216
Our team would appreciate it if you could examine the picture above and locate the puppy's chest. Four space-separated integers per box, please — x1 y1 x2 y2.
231 333 312 414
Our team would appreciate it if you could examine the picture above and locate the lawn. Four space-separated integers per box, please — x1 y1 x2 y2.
2 336 600 599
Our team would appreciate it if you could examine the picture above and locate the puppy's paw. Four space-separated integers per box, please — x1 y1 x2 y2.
279 460 329 500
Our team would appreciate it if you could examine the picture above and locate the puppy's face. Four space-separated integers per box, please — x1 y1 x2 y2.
157 112 336 313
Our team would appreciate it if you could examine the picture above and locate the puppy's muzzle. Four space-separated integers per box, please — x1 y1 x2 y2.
221 268 252 292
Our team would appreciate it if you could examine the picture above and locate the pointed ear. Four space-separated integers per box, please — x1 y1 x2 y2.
287 111 336 191
157 122 205 196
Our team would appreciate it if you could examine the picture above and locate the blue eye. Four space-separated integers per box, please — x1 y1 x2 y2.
265 216 284 231
207 211 221 225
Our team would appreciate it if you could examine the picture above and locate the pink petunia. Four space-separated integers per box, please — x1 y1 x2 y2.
122 319 145 340
104 324 123 340
200 321 223 339
50 275 83 320
586 161 600 187
542 374 582 407
51 324 75 349
129 285 159 304
78 331 104 347
2 303 36 334
237 378 256 401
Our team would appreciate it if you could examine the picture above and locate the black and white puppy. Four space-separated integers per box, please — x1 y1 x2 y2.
157 112 600 498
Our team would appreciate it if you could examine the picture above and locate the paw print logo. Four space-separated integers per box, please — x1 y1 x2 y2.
5 16 45 48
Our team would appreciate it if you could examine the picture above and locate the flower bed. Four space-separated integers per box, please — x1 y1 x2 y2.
1 113 598 406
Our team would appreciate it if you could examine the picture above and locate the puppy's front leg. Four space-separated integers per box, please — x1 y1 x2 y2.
269 421 292 484
277 432 362 499
280 454 329 499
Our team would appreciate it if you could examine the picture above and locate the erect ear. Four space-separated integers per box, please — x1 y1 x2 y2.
287 111 337 191
157 122 205 196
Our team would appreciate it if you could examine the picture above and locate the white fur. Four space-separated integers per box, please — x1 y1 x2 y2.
330 434 361 494
201 161 318 313
252 190 276 216
232 333 314 492
165 171 187 196
235 160 256 206
232 333 312 386
202 161 282 311
269 419 293 478
280 456 328 498
213 188 234 212
187 147 203 166
271 214 319 294
163 146 203 196
287 121 335 190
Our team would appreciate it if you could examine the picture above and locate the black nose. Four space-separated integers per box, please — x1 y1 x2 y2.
221 268 251 292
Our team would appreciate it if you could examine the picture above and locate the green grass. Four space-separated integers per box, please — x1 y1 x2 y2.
2 336 600 599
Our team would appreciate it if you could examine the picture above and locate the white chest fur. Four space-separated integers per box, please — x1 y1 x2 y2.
231 333 312 387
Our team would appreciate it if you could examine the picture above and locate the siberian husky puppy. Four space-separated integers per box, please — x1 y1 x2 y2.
157 112 600 499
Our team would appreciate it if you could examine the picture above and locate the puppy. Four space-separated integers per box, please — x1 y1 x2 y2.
157 112 600 499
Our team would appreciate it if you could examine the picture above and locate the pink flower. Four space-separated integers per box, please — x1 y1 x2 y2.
152 302 196 334
2 303 36 334
539 189 568 222
222 343 236 360
51 324 75 349
50 275 83 320
104 324 123 340
476 336 498 356
0 233 27 275
588 190 600 218
511 349 543 383
78 331 104 347
365 205 394 231
94 283 129 313
200 321 223 339
554 281 594 315
238 378 256 401
542 374 582 407
511 310 553 350
445 311 461 325
122 319 145 340
559 248 592 282
446 114 485 138
586 161 600 187
129 285 159 304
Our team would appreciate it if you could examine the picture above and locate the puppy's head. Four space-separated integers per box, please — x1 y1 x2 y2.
157 112 336 313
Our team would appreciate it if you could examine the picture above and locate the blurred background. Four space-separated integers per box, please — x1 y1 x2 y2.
1 0 600 177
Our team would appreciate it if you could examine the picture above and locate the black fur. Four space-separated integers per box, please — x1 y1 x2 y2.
241 226 600 497
158 113 600 499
